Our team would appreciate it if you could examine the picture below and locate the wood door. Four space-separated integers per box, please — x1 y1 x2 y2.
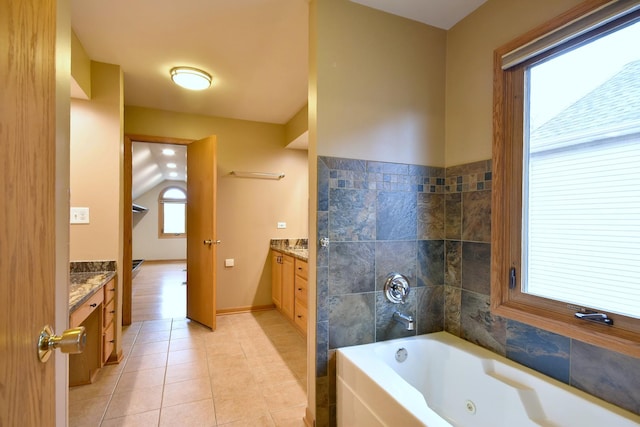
0 0 58 424
186 136 218 329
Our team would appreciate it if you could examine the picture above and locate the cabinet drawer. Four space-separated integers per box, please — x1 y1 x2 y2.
295 276 308 306
103 297 116 328
294 301 307 334
103 321 115 364
70 290 103 328
295 259 308 280
103 278 116 303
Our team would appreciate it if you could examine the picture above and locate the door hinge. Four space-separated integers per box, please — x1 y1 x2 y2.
509 267 517 290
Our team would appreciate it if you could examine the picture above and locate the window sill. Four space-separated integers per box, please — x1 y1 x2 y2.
492 301 640 358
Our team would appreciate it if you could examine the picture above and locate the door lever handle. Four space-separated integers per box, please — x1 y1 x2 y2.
203 239 221 246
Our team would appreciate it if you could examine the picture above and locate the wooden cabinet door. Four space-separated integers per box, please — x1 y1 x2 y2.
281 255 295 319
271 252 282 308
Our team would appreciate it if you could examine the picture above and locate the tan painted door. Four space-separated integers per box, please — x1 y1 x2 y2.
186 136 218 329
0 0 58 424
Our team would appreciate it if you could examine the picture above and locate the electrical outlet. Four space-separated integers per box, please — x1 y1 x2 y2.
277 222 286 229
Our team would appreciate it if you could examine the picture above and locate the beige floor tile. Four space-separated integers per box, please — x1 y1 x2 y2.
210 370 261 401
115 367 166 393
69 369 119 401
170 325 210 340
208 355 250 377
167 348 207 366
162 377 212 407
169 336 205 352
270 405 307 427
68 394 109 426
250 364 299 386
123 352 168 373
205 340 245 357
261 380 307 412
217 414 276 427
165 360 209 384
159 399 216 427
139 319 173 332
100 410 160 427
213 396 270 425
129 340 169 357
103 385 163 419
135 329 172 344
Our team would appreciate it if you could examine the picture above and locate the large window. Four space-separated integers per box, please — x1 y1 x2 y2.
159 186 186 238
493 1 640 356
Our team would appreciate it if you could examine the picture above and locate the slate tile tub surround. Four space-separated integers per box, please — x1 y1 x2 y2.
314 156 640 426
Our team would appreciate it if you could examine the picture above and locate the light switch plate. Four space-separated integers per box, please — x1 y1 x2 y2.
70 207 90 224
224 258 235 267
277 222 286 229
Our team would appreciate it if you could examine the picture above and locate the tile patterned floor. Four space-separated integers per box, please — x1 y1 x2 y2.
69 262 307 426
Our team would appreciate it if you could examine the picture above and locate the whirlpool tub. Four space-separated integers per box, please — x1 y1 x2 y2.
336 332 640 426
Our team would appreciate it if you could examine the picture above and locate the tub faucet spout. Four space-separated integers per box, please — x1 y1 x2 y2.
393 311 415 331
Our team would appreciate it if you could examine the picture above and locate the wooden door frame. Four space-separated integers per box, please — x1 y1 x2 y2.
123 134 193 325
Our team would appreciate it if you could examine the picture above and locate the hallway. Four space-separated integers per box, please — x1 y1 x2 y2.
69 262 307 426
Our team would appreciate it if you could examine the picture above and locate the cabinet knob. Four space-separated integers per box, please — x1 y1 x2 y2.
90 303 97 308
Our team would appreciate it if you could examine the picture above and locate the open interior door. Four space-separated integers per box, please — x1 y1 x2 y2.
1 0 59 423
186 135 218 330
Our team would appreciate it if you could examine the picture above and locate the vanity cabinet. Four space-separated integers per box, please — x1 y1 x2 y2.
293 258 308 336
69 276 116 386
271 252 283 308
281 255 295 319
271 249 307 335
103 278 116 363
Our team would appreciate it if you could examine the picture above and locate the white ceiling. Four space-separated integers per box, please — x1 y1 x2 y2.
132 142 187 200
351 0 487 30
71 0 486 198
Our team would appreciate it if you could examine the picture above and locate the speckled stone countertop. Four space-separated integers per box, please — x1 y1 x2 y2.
69 261 116 313
270 239 308 262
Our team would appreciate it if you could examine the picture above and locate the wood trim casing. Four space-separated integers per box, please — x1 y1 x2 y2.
123 134 193 325
491 0 640 357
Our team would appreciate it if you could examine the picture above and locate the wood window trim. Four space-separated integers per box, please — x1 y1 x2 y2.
158 186 186 239
491 0 640 358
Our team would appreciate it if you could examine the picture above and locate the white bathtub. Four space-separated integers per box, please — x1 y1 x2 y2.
336 332 640 427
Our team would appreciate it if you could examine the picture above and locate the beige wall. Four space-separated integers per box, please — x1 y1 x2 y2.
444 0 584 167
69 59 124 368
132 180 187 261
71 30 91 99
125 106 308 311
316 0 446 166
70 62 123 262
284 104 308 145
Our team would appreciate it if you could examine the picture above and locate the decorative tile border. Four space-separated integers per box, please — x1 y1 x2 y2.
445 159 492 193
323 157 446 193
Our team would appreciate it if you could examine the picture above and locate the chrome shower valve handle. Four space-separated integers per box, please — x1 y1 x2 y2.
384 273 410 304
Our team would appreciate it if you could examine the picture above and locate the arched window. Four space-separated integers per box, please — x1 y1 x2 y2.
158 186 186 237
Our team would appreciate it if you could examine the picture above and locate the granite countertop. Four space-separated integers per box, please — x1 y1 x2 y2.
270 238 308 262
69 271 116 313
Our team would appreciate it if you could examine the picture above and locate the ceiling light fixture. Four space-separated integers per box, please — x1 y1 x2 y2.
167 163 177 168
162 148 175 156
170 66 212 91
